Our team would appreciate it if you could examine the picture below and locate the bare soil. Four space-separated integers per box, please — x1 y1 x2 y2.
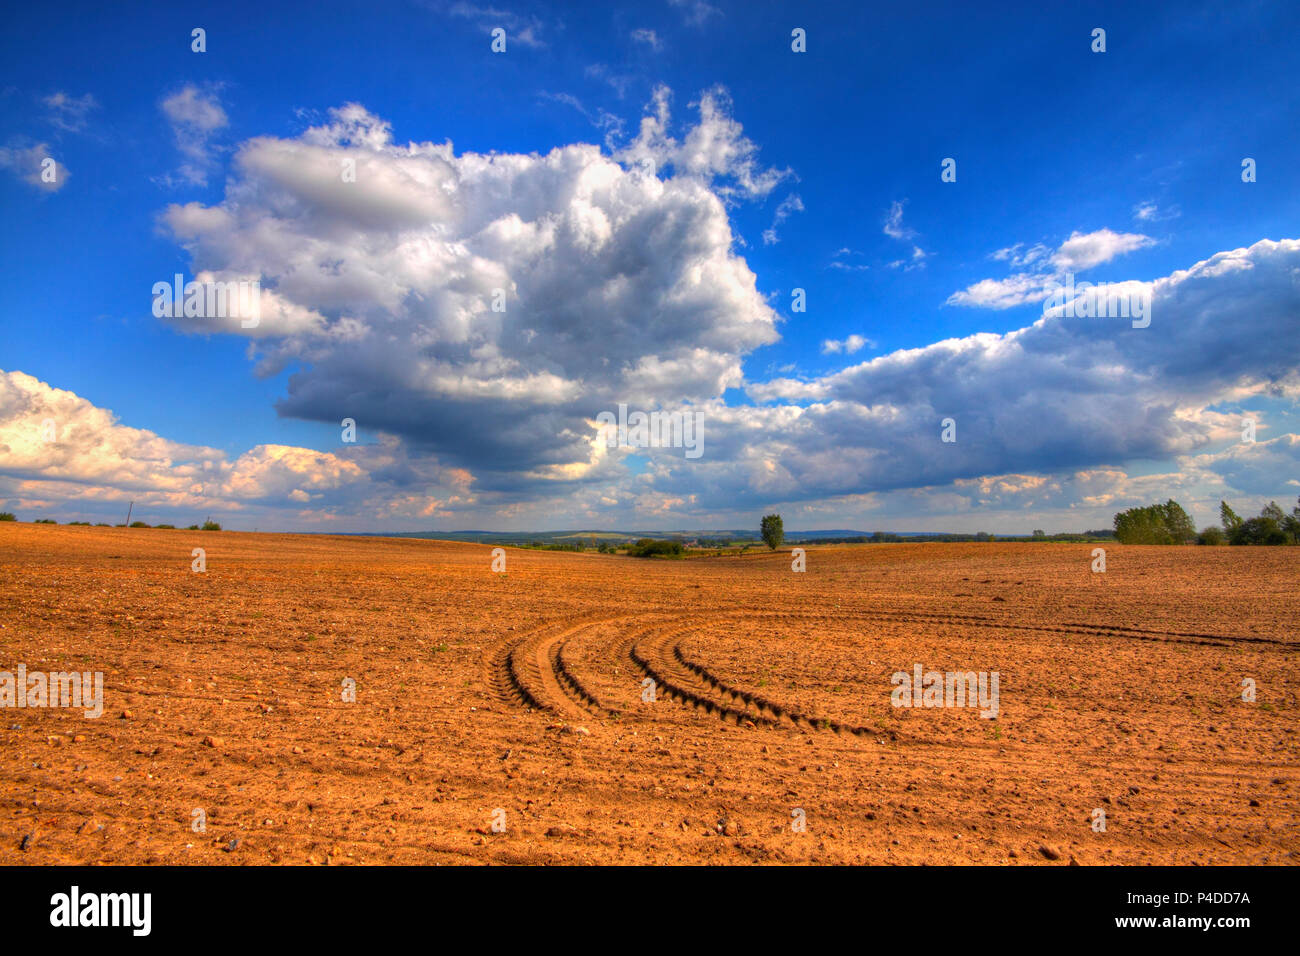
1 524 1295 864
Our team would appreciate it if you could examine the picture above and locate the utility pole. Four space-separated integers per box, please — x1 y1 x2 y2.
125 501 133 526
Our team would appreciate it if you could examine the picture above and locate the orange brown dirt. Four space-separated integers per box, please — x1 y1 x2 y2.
0 523 1296 865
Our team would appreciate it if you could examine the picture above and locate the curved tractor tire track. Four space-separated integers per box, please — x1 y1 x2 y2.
708 607 1287 650
489 607 1275 733
628 626 779 728
487 615 647 718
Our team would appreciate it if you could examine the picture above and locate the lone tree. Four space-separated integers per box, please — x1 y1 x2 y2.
760 513 784 551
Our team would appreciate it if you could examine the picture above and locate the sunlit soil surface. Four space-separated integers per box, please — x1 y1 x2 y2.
1 524 1295 864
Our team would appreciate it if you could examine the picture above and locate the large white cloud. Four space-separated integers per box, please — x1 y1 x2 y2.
11 84 1299 531
3 362 1296 532
0 370 468 526
744 240 1299 489
157 95 783 481
145 88 1300 526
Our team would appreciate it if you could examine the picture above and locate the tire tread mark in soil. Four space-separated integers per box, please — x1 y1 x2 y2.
553 638 621 717
670 640 873 736
489 615 645 715
490 608 1294 723
708 607 1291 649
629 626 779 728
485 637 543 710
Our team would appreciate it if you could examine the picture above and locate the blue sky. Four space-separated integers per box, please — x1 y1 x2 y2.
2 0 1298 532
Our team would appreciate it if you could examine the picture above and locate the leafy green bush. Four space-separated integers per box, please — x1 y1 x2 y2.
201 520 222 531
1229 516 1287 546
68 521 91 526
35 518 57 524
628 538 684 558
0 512 15 521
154 523 175 529
129 521 151 528
1221 498 1299 545
1196 526 1225 545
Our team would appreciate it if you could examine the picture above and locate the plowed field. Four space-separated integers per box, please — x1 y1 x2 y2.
1 524 1295 864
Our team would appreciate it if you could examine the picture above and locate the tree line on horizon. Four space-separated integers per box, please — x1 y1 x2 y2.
9 502 1296 546
1113 498 1300 545
0 513 222 530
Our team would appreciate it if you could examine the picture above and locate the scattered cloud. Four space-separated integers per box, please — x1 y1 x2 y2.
822 335 875 355
991 242 1050 269
669 0 721 27
160 85 228 186
0 143 66 191
890 245 928 271
43 92 97 132
829 248 868 272
1133 200 1181 223
445 2 545 47
630 28 662 50
883 200 929 269
762 192 803 245
883 200 916 240
616 84 792 201
945 272 1059 309
584 63 635 99
539 91 624 144
1050 228 1155 272
949 228 1155 309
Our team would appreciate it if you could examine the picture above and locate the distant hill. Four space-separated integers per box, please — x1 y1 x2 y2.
365 529 760 544
345 528 939 544
332 527 1114 545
